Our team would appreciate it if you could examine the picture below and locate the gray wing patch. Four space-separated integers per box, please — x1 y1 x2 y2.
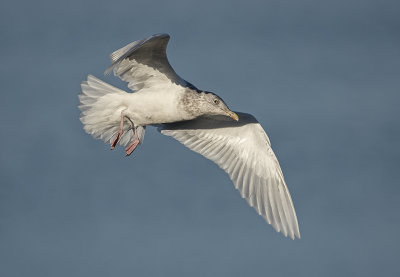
105 34 197 90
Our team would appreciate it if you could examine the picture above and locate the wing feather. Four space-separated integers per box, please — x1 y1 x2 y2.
106 34 197 91
158 113 300 239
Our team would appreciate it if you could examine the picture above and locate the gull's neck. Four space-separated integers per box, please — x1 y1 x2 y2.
177 88 206 120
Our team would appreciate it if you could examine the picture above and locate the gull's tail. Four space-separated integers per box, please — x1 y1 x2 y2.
78 75 138 146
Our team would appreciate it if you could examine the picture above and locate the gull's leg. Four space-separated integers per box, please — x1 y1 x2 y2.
125 128 140 156
110 109 126 150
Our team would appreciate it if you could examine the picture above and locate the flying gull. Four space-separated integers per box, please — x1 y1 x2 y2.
78 34 300 239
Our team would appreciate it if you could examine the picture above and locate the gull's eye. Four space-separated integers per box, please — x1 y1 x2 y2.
214 99 220 105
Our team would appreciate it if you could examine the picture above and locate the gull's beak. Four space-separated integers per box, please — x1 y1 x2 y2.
226 110 239 121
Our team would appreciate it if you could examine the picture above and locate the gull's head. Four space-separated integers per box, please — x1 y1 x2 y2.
199 91 239 121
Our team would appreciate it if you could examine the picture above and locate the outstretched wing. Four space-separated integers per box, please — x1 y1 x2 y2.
158 113 300 239
106 33 197 91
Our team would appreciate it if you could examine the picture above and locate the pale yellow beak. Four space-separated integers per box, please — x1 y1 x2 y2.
226 111 239 121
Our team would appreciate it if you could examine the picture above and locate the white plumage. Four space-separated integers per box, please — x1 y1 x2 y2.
79 75 138 146
78 33 300 239
160 114 300 239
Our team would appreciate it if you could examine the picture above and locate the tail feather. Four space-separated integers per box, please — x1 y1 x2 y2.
78 75 139 146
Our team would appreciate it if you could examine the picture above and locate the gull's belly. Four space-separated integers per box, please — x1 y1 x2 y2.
125 89 187 125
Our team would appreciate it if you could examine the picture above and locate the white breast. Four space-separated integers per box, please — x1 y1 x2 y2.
124 84 188 126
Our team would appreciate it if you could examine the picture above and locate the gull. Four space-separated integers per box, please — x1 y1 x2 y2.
78 34 300 239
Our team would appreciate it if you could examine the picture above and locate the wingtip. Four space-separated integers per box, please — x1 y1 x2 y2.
289 229 301 240
104 66 113 75
152 33 170 39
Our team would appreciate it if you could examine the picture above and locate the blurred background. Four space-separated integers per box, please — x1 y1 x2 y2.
1 0 399 276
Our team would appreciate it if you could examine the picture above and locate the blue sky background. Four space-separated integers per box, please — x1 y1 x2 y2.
1 0 399 276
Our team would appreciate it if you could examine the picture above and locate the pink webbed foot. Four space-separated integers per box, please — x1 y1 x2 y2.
125 138 140 156
110 129 123 150
125 128 140 156
110 110 126 150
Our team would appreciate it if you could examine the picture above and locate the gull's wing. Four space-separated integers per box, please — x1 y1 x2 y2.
105 33 197 91
158 113 300 239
